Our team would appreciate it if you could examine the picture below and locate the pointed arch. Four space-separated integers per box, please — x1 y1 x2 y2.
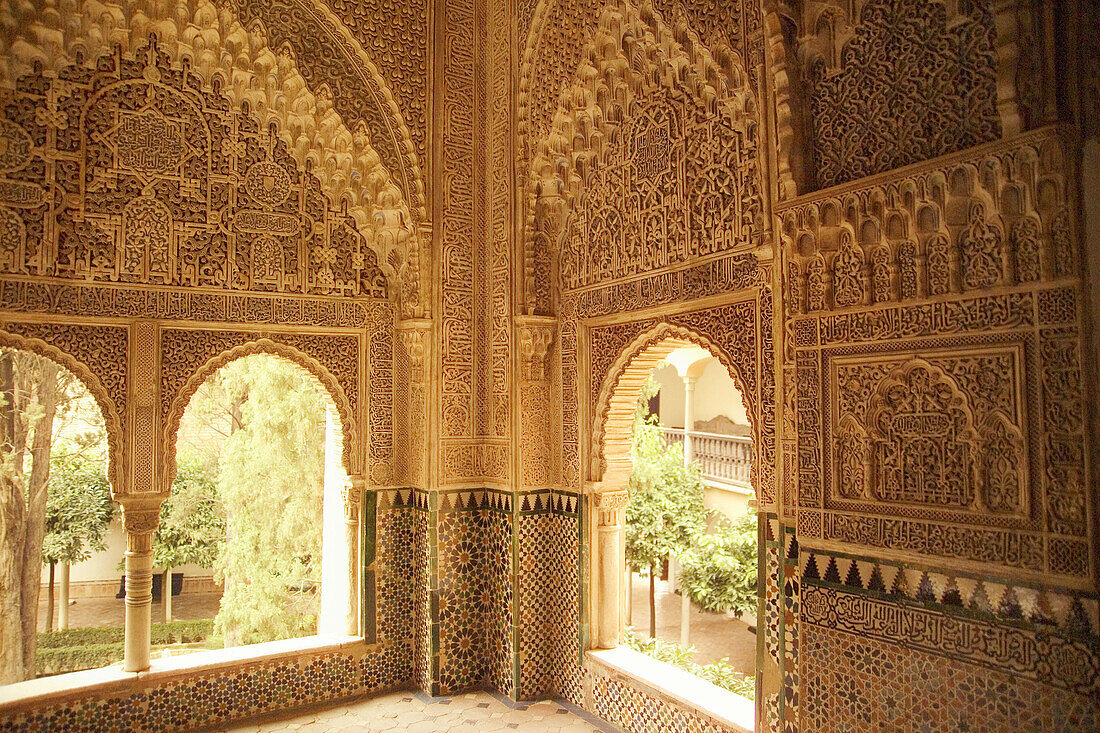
520 0 758 313
0 0 424 316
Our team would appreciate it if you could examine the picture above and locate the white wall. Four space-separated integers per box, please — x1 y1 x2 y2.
318 407 350 635
40 516 214 592
694 359 749 427
654 360 749 429
654 363 685 428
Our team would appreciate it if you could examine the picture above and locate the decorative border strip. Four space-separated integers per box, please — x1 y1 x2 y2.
801 583 1100 696
0 280 392 329
799 546 1099 639
377 488 430 512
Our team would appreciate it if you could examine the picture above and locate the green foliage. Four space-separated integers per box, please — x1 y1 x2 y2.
41 441 115 566
198 356 326 645
623 629 696 668
693 657 756 698
624 417 707 574
37 620 214 649
678 510 759 617
153 456 224 571
624 631 755 700
35 642 123 677
34 620 214 676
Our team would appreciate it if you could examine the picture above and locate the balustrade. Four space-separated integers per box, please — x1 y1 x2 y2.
656 427 752 485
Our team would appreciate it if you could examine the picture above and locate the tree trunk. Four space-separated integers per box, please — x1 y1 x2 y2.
626 568 633 626
163 568 173 623
58 563 69 631
680 580 690 647
0 352 25 683
45 562 55 633
649 563 656 639
20 358 59 679
221 393 246 648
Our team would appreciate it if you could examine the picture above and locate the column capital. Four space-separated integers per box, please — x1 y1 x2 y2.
342 475 365 523
516 317 556 381
119 496 165 535
595 489 630 527
397 320 431 374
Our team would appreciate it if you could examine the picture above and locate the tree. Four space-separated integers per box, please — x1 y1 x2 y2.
183 356 326 646
153 456 224 622
41 441 115 631
624 380 707 638
678 510 758 618
0 351 63 683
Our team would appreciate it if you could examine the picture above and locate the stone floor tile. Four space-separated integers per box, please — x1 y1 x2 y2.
223 690 608 733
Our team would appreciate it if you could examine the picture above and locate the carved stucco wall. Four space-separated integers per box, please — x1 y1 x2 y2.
521 1 1099 731
780 124 1099 731
0 0 411 706
0 0 1098 731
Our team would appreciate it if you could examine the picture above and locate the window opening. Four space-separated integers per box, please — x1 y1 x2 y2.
621 346 758 702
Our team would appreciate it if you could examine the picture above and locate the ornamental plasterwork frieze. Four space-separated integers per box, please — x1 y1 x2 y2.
0 8 424 317
0 282 390 329
782 126 1093 584
781 126 1078 316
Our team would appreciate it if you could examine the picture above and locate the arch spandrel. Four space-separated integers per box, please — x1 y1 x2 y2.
0 327 127 498
161 338 359 493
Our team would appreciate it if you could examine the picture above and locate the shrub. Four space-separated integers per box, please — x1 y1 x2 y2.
37 627 121 649
678 510 759 617
624 630 755 700
38 620 214 650
35 643 124 677
151 619 215 645
35 620 216 676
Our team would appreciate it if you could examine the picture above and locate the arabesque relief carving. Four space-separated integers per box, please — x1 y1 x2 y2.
784 127 1093 582
783 127 1076 315
833 355 1026 516
522 0 762 315
800 0 1001 189
0 4 424 316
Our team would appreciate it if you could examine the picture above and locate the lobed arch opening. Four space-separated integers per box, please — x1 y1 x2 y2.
164 345 359 642
162 339 358 492
589 322 762 655
592 324 759 496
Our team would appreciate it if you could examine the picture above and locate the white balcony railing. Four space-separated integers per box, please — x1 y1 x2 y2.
656 427 752 486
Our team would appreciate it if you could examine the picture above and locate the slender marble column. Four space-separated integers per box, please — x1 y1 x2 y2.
595 490 629 649
344 476 364 637
121 501 161 672
682 375 697 464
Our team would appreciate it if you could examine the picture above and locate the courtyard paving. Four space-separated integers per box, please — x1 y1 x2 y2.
628 573 757 673
37 592 222 631
219 690 615 733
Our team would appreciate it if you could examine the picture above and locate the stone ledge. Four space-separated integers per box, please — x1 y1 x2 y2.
586 647 755 733
0 634 367 712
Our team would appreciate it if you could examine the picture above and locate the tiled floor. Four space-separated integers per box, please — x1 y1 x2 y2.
220 690 617 733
